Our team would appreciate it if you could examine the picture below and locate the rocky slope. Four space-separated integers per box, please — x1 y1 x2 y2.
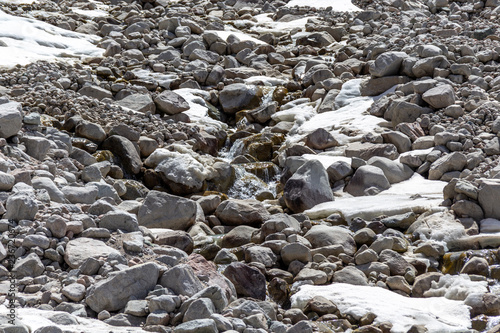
2 0 500 332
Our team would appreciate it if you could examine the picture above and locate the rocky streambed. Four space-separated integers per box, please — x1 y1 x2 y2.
2 0 500 332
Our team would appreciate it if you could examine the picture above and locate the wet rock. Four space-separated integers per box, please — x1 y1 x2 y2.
284 160 334 213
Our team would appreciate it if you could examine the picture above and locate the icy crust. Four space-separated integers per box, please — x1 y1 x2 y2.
0 10 103 68
291 284 472 333
285 0 361 11
0 304 147 333
305 174 447 221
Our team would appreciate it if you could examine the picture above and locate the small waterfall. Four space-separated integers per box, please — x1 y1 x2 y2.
227 164 279 200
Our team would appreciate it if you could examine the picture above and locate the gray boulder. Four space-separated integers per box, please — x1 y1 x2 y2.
64 237 120 269
223 262 266 300
428 152 467 180
345 165 391 196
345 142 399 160
102 135 142 175
159 264 204 296
62 185 98 204
367 157 413 184
369 51 408 77
154 91 190 115
422 84 456 109
173 319 218 333
78 85 112 100
75 121 107 143
0 101 22 138
215 199 270 226
99 210 139 232
13 253 44 278
4 192 38 221
86 263 159 312
219 83 260 114
22 136 51 161
32 177 65 203
479 179 500 220
304 225 356 255
333 266 368 285
138 191 198 230
0 171 14 191
284 160 334 213
116 94 155 113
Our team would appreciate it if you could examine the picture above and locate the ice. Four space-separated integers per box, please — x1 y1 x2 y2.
285 0 361 11
305 174 446 221
0 304 147 332
291 284 472 333
0 10 102 68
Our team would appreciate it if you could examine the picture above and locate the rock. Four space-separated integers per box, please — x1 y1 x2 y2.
284 160 334 213
333 266 368 285
327 160 353 182
345 165 391 196
223 262 266 300
78 85 112 100
4 192 38 221
215 199 270 226
159 264 204 296
75 121 107 143
381 131 411 153
345 142 399 161
22 136 51 161
13 253 44 278
360 76 411 96
62 185 98 204
155 153 208 193
281 243 312 266
219 83 260 114
369 52 408 77
422 85 456 109
0 101 22 138
460 257 490 277
295 268 328 284
32 177 65 203
99 210 139 232
173 319 218 333
86 263 159 312
379 249 414 276
184 298 216 322
245 245 277 267
221 225 257 248
62 283 86 302
305 128 339 150
389 101 432 127
138 191 198 230
367 157 413 184
46 215 67 238
304 225 356 255
485 137 500 156
102 135 142 175
428 152 467 180
116 94 155 113
155 230 194 253
479 180 500 220
412 272 442 297
154 91 190 115
64 237 120 269
296 31 335 48
0 171 14 191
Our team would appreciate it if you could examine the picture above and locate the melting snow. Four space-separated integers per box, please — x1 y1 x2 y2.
0 9 102 68
291 284 472 333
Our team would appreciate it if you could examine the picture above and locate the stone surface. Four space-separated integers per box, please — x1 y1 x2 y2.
0 101 22 138
64 238 120 269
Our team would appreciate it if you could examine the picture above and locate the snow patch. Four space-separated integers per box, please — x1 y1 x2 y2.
0 9 102 68
285 0 361 11
291 283 472 333
424 274 488 300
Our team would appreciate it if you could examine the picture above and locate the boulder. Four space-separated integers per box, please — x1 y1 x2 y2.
4 192 38 221
75 121 107 143
173 319 218 333
333 266 368 285
221 225 257 248
367 157 413 184
223 262 266 300
305 128 339 150
102 135 142 175
99 210 139 232
138 191 198 230
345 165 391 196
369 51 408 77
422 85 456 109
219 83 260 114
304 225 356 255
86 263 159 312
0 101 22 138
345 142 399 160
215 199 270 226
281 243 312 266
78 85 112 100
0 171 14 191
62 185 98 204
159 264 204 296
116 94 155 113
13 253 44 278
64 238 120 269
155 153 208 193
22 136 51 161
284 160 334 213
428 152 467 180
32 177 65 203
154 91 190 115
478 179 500 220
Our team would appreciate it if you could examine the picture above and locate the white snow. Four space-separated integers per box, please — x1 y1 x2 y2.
291 283 472 333
424 274 488 300
70 8 109 17
305 174 446 221
244 76 288 86
0 9 102 68
205 29 266 45
302 153 351 169
285 0 361 11
0 0 36 3
0 304 147 332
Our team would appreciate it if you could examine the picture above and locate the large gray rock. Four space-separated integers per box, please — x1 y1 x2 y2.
86 262 159 312
428 152 467 180
296 31 335 48
99 210 139 232
281 243 312 266
388 101 432 127
345 165 391 196
304 225 356 255
116 94 155 113
138 191 198 230
367 157 413 184
0 171 14 191
183 298 216 322
4 192 38 221
412 55 450 78
223 262 266 300
219 83 260 114
32 177 65 203
62 185 98 204
159 264 204 296
78 85 112 100
102 135 142 175
422 85 456 109
333 266 368 285
379 249 415 276
154 91 190 115
369 51 408 77
64 237 120 269
0 101 22 138
345 142 399 160
173 319 218 333
75 121 107 143
155 154 207 193
284 160 334 213
22 136 52 161
13 253 44 278
479 179 500 220
215 199 270 226
221 225 257 248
